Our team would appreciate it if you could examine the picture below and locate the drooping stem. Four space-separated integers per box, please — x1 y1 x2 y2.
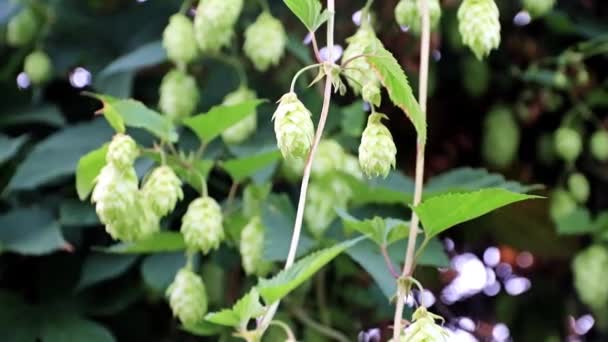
288 304 350 342
392 0 431 340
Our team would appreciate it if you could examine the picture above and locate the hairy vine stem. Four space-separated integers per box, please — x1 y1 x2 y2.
392 0 431 340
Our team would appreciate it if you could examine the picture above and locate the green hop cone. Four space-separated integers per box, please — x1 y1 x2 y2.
181 196 224 254
590 130 608 162
159 69 199 121
482 107 520 169
568 172 590 204
341 23 381 95
107 133 138 169
167 268 208 326
572 245 608 311
163 14 198 66
523 0 555 18
312 139 345 178
549 188 577 222
240 216 272 276
396 307 450 342
194 0 243 54
280 157 305 183
362 82 382 107
7 8 39 47
554 127 582 162
462 56 490 97
394 0 442 35
24 51 53 85
341 154 364 180
305 180 341 238
458 0 501 60
142 166 183 217
221 86 257 144
273 92 315 160
243 12 287 72
358 113 397 178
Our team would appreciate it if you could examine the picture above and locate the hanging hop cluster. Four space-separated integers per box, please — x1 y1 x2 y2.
24 51 53 85
341 22 382 104
394 0 442 35
163 14 198 66
572 245 608 312
523 0 555 18
393 307 450 342
159 69 199 121
273 92 315 160
167 268 208 326
7 8 40 47
244 12 287 72
141 166 183 217
359 113 397 178
181 196 224 254
194 0 243 54
240 216 272 276
221 87 258 144
458 0 501 60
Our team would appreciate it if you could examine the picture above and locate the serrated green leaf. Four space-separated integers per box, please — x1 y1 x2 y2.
283 0 328 32
338 211 386 246
344 171 415 206
76 253 138 291
76 144 108 200
205 289 264 329
97 232 185 254
258 237 363 304
0 134 27 164
0 207 68 255
425 167 541 195
222 149 281 183
183 99 266 143
413 188 542 238
366 40 426 142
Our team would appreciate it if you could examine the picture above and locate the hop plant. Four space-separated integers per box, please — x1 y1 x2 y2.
554 127 582 162
312 140 346 178
572 245 608 311
167 268 208 326
280 158 305 183
305 181 342 238
273 92 315 160
549 188 576 222
181 196 224 254
395 307 450 342
482 107 520 169
107 134 138 170
362 82 381 107
240 216 272 276
341 154 364 180
159 69 199 121
243 12 287 72
523 0 555 18
394 0 442 35
24 51 52 85
590 130 608 162
163 14 198 66
7 8 39 47
458 0 501 60
141 166 183 217
358 113 397 178
568 172 590 204
341 23 381 95
221 87 257 144
194 0 243 53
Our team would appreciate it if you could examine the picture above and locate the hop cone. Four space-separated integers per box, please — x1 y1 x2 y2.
358 113 397 178
572 245 608 311
159 69 199 121
7 8 39 47
591 130 608 162
240 216 272 276
107 133 138 170
458 0 501 60
221 87 257 144
394 0 442 35
341 23 381 95
341 154 364 180
362 82 381 107
482 107 520 169
549 189 576 222
523 0 555 18
24 51 52 85
554 127 582 162
142 166 183 217
167 268 208 326
194 0 243 54
163 14 198 65
181 197 224 254
305 181 340 238
243 12 287 72
273 92 315 160
396 307 450 342
568 173 590 204
280 158 305 183
312 140 345 178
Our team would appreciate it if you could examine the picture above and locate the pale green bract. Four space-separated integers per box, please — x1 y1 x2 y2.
523 0 556 18
358 113 397 178
24 50 53 85
107 133 138 170
572 245 608 312
141 166 184 217
194 0 243 53
341 23 381 96
181 196 225 254
394 0 442 35
159 69 200 121
243 12 287 72
273 92 315 160
312 139 345 178
458 0 501 60
240 216 272 276
393 307 450 342
549 188 576 222
221 87 258 144
163 13 198 65
167 268 208 326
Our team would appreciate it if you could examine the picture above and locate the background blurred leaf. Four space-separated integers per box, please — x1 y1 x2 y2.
425 167 540 196
76 144 108 200
41 314 115 342
346 171 415 206
59 200 99 227
140 252 187 293
99 41 166 77
0 134 27 164
283 0 328 32
222 149 281 183
0 105 65 128
0 207 67 255
98 232 185 254
76 254 138 291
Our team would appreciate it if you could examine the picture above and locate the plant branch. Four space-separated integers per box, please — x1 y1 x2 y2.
288 304 349 342
316 269 331 325
381 245 400 279
310 32 323 63
392 0 431 340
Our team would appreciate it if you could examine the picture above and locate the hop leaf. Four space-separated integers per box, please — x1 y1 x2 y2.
159 69 200 121
181 196 225 254
107 133 138 169
358 113 397 178
194 0 243 53
554 127 582 162
221 87 258 144
312 139 345 178
243 12 287 72
273 92 315 160
167 268 208 326
482 107 520 169
240 216 272 276
394 0 442 35
341 23 381 95
572 245 608 311
396 307 450 342
141 166 184 217
7 8 39 47
163 14 198 66
458 0 501 60
24 50 52 85
523 0 555 18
